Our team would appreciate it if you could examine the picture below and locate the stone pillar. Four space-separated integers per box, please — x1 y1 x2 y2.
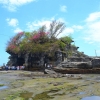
55 51 62 65
24 53 29 70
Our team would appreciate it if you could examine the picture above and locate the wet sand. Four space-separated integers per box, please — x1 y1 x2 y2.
0 70 100 100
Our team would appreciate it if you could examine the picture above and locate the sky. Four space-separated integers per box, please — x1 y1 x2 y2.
0 0 100 65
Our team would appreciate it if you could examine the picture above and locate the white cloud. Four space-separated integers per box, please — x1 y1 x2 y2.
6 18 18 27
26 18 65 31
64 28 74 34
6 18 23 33
58 24 83 38
0 0 36 11
60 5 67 12
58 27 74 38
85 12 100 22
83 12 100 44
27 20 51 31
14 27 23 33
26 18 84 38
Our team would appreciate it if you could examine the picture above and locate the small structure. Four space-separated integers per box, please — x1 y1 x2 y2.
92 57 100 67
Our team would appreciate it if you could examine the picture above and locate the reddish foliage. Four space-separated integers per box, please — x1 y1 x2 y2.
18 32 24 35
30 32 48 42
8 44 16 49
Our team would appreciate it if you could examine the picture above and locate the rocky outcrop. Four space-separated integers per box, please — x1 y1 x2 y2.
56 55 92 68
53 67 100 74
7 50 66 70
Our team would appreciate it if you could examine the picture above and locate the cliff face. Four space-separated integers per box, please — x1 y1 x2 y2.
6 41 91 70
6 49 66 69
7 40 100 72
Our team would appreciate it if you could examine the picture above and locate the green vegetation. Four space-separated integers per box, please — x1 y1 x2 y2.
19 92 33 100
6 20 73 56
0 84 4 87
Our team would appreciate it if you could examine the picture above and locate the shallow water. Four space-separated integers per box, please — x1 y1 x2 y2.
0 86 8 90
79 92 85 95
81 96 100 100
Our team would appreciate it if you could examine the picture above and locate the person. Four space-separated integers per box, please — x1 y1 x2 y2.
47 64 51 69
12 66 16 70
50 64 53 69
47 64 50 68
21 65 25 70
45 63 47 68
8 66 11 70
5 65 8 71
17 66 19 70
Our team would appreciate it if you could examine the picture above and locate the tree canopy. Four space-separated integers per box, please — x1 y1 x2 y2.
6 20 73 56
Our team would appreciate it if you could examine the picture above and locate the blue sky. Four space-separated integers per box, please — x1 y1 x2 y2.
0 0 100 65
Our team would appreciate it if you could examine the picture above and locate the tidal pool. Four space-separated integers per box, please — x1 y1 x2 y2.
81 96 100 100
0 86 8 90
79 92 85 95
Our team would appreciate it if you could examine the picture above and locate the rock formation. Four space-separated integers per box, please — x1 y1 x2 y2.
6 20 100 73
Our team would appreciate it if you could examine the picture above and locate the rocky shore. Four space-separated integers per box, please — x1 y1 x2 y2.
0 70 100 100
53 67 100 74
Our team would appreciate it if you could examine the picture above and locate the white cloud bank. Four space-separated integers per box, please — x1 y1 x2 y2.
27 20 51 31
27 18 66 32
6 16 84 37
0 0 36 11
26 18 83 38
58 25 83 38
84 12 100 44
85 12 100 22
